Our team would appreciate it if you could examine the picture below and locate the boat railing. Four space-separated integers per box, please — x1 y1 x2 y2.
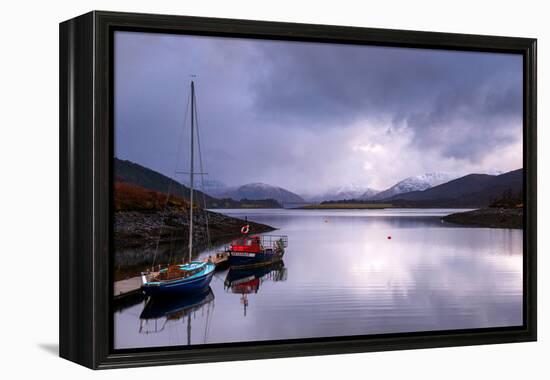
224 234 288 251
259 235 288 249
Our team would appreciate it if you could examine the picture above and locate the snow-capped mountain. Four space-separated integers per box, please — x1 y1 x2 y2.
483 168 504 176
359 188 381 200
304 185 379 202
214 183 305 205
368 173 460 201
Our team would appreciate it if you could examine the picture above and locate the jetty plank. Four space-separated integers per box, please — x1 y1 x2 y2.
114 276 143 298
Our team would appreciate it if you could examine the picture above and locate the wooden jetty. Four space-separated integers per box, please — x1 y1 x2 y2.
113 252 229 301
207 251 230 270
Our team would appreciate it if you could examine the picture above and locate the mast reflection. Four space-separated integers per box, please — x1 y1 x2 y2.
139 287 215 345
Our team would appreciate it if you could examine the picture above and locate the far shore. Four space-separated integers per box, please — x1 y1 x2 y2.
441 208 523 229
298 203 392 210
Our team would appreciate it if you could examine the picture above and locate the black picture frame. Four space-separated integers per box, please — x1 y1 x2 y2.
59 10 537 369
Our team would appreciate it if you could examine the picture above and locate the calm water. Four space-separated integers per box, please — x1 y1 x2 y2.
114 208 523 349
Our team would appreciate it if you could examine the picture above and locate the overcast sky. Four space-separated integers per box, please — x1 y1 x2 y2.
114 31 523 194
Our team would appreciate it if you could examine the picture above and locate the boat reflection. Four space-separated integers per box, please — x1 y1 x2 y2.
224 261 287 316
139 287 215 345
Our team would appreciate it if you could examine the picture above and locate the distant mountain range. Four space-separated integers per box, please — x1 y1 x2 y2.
304 185 379 203
301 173 461 203
385 169 522 207
115 158 521 209
210 183 305 205
367 172 460 201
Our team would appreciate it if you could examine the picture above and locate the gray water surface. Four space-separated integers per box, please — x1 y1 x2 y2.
114 208 523 349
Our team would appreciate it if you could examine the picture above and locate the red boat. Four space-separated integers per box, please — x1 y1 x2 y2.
225 225 288 269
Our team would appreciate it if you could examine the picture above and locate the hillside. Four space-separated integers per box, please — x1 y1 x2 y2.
368 172 459 200
386 169 522 207
113 181 275 278
114 158 280 208
114 182 189 212
215 182 305 205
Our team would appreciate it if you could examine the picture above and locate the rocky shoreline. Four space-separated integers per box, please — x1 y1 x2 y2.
114 208 274 279
441 208 523 229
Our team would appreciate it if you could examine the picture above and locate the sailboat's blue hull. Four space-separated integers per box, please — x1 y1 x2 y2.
142 263 215 296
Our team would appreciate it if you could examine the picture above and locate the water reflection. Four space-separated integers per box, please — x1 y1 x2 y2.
224 261 288 316
138 288 215 345
114 209 523 349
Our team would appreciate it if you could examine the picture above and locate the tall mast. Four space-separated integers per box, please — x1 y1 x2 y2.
188 81 195 263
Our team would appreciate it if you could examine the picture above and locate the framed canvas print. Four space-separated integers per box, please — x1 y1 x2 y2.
59 11 537 369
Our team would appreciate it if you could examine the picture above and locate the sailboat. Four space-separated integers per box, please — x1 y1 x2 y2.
141 81 215 296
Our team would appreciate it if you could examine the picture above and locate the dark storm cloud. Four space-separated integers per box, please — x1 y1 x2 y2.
114 32 522 193
248 41 522 161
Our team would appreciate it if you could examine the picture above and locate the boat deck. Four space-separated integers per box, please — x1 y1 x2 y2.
113 252 229 301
